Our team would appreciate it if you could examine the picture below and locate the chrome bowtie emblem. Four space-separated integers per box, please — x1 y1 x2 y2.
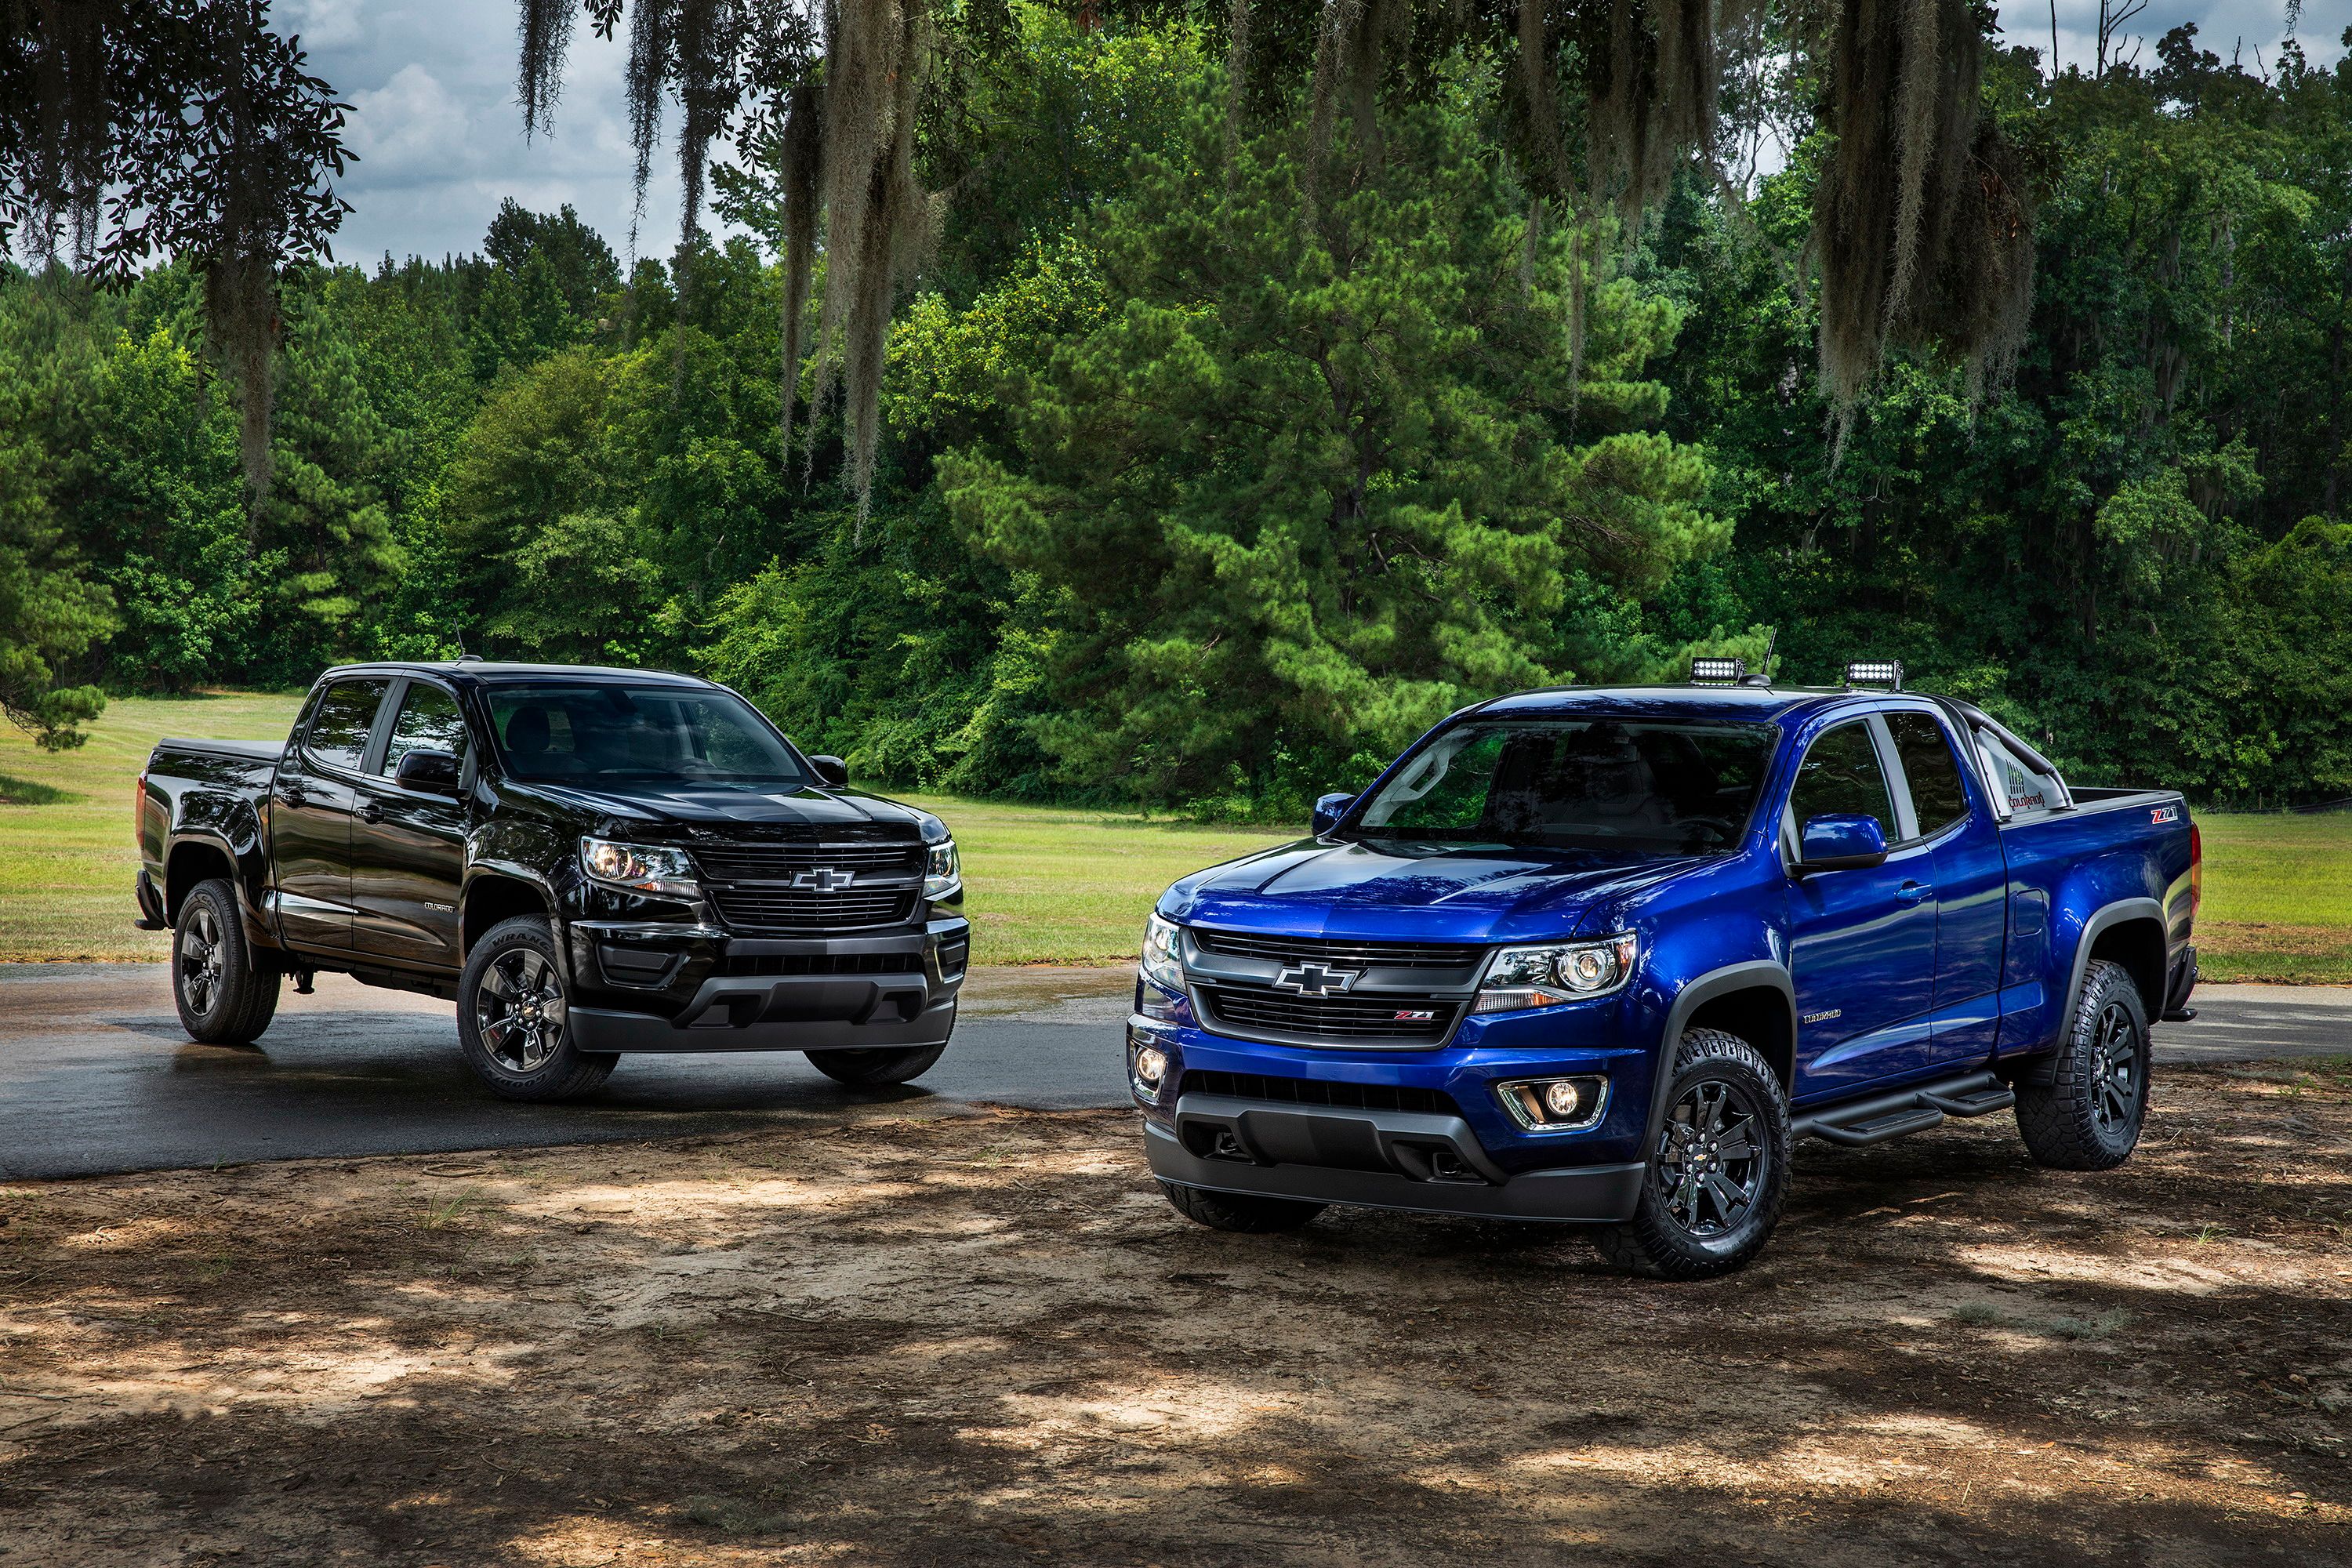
790 867 856 892
1272 962 1361 996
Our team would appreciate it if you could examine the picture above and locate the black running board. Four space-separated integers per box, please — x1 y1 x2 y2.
1791 1070 2016 1149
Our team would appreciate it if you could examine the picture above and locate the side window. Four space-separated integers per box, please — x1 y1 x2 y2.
1788 721 1895 838
304 681 389 772
380 684 471 777
1887 713 1970 837
1976 728 2060 816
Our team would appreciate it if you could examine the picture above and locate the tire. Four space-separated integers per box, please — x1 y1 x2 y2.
1159 1180 1327 1234
804 1042 948 1087
171 877 281 1045
2015 958 2150 1171
456 916 617 1102
1592 1028 1792 1280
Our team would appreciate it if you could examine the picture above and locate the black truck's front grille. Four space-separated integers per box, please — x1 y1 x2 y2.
1189 929 1483 971
1181 1069 1459 1117
708 887 918 931
693 839 922 881
720 951 922 977
1196 984 1463 1045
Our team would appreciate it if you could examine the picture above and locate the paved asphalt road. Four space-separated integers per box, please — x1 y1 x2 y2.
0 964 2343 1180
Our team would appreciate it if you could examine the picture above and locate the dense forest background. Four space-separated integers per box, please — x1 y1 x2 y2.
3 14 2349 813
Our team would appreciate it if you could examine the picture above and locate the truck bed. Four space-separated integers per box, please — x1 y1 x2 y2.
147 738 280 797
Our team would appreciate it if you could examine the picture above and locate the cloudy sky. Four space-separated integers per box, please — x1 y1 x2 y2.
293 0 2338 268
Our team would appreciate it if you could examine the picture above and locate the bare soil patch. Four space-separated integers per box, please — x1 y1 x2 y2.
2 1065 2348 1566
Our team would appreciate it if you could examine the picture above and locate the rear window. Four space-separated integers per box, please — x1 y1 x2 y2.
1976 728 2061 815
1887 713 1969 837
305 680 388 772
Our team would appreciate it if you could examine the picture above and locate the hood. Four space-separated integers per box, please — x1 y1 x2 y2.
507 780 934 840
1161 837 1701 946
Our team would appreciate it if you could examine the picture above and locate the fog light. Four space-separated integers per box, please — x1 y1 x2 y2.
1497 1074 1609 1131
1133 1044 1168 1087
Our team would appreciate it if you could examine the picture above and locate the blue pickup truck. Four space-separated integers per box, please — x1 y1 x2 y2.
1127 665 2199 1277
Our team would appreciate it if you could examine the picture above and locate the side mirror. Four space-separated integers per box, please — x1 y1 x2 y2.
808 753 850 789
392 748 463 797
1311 791 1356 837
1795 813 1888 875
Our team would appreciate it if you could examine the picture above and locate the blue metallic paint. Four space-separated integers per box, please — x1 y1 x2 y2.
1145 686 2197 1204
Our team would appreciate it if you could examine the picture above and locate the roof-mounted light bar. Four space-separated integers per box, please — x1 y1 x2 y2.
1690 656 1746 687
1845 660 1904 691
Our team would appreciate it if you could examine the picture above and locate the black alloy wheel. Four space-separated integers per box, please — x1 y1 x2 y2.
2086 1000 2144 1140
475 946 567 1075
1592 1028 1791 1279
170 877 281 1045
2016 957 2151 1171
1655 1076 1769 1239
180 898 227 1018
456 916 617 1102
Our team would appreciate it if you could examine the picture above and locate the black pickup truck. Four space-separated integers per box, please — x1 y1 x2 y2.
133 661 969 1100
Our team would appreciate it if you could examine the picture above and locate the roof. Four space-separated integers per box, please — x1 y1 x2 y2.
1471 684 1868 724
319 661 716 688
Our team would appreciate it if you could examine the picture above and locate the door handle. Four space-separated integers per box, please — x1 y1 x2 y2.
356 801 385 824
1896 880 1934 904
278 788 307 810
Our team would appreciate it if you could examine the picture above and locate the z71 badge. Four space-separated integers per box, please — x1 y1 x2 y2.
2151 804 2180 824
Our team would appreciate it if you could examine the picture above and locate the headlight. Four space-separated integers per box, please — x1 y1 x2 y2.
1471 933 1638 1014
924 839 961 898
1140 913 1184 992
579 836 699 897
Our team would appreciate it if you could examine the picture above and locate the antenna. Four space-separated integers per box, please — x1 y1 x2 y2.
1739 627 1779 688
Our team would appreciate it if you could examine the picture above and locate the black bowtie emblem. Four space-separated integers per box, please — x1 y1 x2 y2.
790 867 857 892
1272 962 1362 996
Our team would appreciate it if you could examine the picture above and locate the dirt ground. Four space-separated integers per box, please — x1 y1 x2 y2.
2 1064 2348 1567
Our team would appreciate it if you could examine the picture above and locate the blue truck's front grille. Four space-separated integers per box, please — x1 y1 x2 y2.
1196 983 1463 1044
1190 929 1483 971
1181 1069 1459 1117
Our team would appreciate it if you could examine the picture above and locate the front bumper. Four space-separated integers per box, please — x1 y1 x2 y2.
564 916 968 1053
1131 979 1661 1221
1145 1112 1644 1222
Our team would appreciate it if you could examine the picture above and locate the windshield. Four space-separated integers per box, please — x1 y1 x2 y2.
1350 719 1776 856
485 683 810 787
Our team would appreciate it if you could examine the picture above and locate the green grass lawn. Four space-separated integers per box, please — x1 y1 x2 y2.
3 691 2344 977
2189 813 2352 983
0 691 1289 965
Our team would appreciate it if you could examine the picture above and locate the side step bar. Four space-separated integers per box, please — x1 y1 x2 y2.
1791 1069 2016 1149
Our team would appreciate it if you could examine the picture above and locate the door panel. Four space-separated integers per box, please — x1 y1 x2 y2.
353 679 472 965
268 679 387 952
1786 719 1939 1098
1886 711 2007 1065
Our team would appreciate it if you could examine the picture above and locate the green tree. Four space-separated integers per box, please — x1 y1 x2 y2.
938 73 1728 808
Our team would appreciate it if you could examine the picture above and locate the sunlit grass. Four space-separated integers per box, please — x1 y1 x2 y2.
3 691 2339 975
0 691 303 962
2194 813 2352 983
0 691 1290 965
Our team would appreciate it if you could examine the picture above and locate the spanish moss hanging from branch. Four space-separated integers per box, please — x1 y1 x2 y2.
515 0 933 521
2 1 352 501
1811 0 2033 435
